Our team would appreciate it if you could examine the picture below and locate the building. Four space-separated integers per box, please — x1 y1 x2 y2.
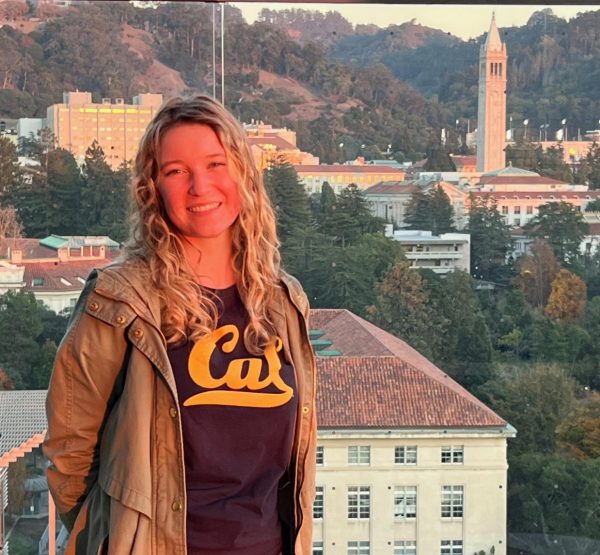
46 91 163 169
0 235 119 313
0 390 48 555
476 15 507 172
311 309 515 555
537 140 596 165
470 165 600 228
296 165 407 195
363 181 423 227
243 123 318 171
390 230 471 274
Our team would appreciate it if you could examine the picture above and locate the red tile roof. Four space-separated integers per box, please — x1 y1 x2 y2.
364 181 422 195
294 165 405 174
23 260 110 291
478 176 568 186
310 309 506 429
471 191 600 199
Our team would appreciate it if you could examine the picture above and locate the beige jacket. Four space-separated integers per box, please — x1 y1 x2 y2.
43 261 317 554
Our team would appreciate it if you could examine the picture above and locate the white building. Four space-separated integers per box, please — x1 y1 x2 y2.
0 235 119 313
390 230 471 274
311 309 515 555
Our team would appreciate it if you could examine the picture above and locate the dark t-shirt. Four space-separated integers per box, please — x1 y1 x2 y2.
168 285 297 555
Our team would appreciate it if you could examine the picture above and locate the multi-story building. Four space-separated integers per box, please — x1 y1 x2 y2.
311 308 515 555
390 230 471 274
243 123 318 171
46 91 163 168
470 165 600 227
363 181 423 227
0 235 119 313
295 165 406 195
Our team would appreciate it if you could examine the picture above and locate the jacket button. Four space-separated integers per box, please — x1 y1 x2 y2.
171 500 183 512
302 405 309 414
133 328 144 338
88 301 99 312
169 407 177 418
116 315 126 324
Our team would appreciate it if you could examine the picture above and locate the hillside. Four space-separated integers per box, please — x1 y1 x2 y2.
2 3 600 163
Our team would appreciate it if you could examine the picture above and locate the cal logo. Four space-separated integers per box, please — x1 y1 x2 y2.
184 325 293 408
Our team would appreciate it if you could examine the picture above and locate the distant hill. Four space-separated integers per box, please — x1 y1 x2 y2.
1 3 600 162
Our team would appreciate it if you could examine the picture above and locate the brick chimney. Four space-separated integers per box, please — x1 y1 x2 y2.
10 248 22 264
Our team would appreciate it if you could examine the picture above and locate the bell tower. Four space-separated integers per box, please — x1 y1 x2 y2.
476 14 507 172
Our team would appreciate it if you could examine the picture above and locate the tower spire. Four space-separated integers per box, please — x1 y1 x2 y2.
485 12 503 51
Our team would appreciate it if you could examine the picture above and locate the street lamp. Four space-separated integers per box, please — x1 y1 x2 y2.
523 119 529 141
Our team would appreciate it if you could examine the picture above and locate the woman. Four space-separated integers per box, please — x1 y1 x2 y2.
43 95 317 555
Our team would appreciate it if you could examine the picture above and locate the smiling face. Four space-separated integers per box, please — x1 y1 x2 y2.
157 123 241 247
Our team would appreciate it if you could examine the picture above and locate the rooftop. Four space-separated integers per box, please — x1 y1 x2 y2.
310 309 507 429
0 390 47 467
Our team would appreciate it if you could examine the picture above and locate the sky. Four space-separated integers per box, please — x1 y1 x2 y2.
229 3 598 41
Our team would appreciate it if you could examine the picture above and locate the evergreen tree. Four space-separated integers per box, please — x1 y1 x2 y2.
0 290 43 389
576 143 600 189
0 136 21 196
428 184 454 235
525 201 588 266
325 183 384 247
404 189 431 230
47 148 84 235
82 143 129 241
264 159 311 274
467 195 513 282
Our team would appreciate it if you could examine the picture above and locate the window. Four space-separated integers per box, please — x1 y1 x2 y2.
394 486 417 519
501 205 508 214
441 486 464 518
514 218 520 227
395 446 417 465
441 446 464 464
441 540 463 555
313 542 323 555
347 486 370 519
394 540 417 555
316 445 324 466
526 206 533 214
514 205 521 214
347 541 370 555
32 277 44 286
348 446 370 465
314 486 324 519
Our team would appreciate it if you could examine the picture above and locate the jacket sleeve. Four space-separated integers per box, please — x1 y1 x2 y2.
43 275 131 531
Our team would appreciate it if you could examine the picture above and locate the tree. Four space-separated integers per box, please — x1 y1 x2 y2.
508 453 600 540
584 198 600 212
467 195 513 282
478 363 577 455
82 142 128 241
404 189 430 230
404 184 454 235
0 290 43 389
47 148 84 235
428 184 455 235
0 204 23 257
423 144 456 171
576 142 600 189
323 183 384 247
525 201 588 266
545 268 587 322
557 392 600 460
514 239 560 308
0 136 21 196
367 261 434 358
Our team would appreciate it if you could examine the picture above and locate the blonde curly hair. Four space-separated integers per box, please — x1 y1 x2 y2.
125 95 281 353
